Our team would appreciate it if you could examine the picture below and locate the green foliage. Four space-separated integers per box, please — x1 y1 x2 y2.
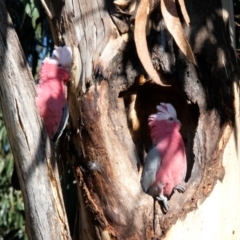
0 112 27 240
4 0 53 78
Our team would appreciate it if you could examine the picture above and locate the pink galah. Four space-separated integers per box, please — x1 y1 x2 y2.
11 46 72 190
35 46 72 141
141 102 187 212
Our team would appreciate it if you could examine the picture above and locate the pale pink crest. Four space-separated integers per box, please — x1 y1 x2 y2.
148 102 177 123
156 102 177 119
53 46 72 67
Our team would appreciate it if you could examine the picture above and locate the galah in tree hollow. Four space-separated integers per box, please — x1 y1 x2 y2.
35 46 72 142
11 46 72 190
140 103 187 212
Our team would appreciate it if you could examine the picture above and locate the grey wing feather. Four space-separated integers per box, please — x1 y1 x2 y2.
140 145 161 192
52 104 69 142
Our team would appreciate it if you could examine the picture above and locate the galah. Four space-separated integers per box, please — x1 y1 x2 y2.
140 102 187 211
35 46 72 142
11 46 72 190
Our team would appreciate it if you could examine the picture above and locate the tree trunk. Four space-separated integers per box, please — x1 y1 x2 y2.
44 0 240 239
164 2 240 239
0 1 71 239
2 0 240 238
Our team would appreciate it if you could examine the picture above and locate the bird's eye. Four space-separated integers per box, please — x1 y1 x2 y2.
58 63 62 67
168 117 173 121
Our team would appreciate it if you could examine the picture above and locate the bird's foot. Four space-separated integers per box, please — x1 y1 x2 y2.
156 195 169 212
174 183 185 193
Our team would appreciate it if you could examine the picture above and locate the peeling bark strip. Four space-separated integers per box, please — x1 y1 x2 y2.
134 0 170 86
161 0 196 64
178 0 190 26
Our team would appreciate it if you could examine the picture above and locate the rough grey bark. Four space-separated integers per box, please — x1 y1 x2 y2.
0 1 71 239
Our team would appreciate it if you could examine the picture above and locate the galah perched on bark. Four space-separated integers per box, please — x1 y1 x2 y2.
140 102 187 212
35 46 72 142
11 46 72 190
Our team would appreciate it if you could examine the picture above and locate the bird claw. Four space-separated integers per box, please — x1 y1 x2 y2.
156 195 169 212
174 184 185 193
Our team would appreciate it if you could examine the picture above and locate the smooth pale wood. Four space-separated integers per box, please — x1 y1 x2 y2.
0 2 71 239
166 83 240 240
166 0 240 237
